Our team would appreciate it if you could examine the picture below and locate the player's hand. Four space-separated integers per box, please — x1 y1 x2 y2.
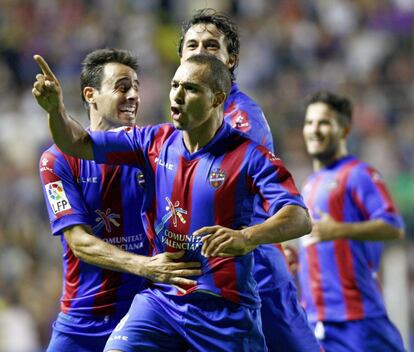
283 245 299 275
193 225 256 257
32 54 64 114
310 211 339 243
143 251 201 287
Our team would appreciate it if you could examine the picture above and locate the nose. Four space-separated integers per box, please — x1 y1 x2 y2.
194 45 206 55
126 87 139 103
172 85 184 105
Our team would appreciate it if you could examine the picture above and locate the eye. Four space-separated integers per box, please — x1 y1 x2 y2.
117 84 130 93
206 43 219 49
186 42 197 49
185 85 197 92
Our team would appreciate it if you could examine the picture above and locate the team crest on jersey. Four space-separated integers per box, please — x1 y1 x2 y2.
155 197 188 234
136 170 145 188
45 181 71 214
93 208 120 233
209 168 226 189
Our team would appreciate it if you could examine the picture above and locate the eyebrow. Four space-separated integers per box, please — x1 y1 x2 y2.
115 77 139 86
171 79 203 88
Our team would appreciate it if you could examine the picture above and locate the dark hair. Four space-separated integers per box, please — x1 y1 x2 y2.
186 54 231 96
306 91 352 126
80 48 139 109
178 8 239 80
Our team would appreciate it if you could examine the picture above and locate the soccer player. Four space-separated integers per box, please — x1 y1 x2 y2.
298 91 406 351
33 53 311 351
38 48 201 352
178 9 320 351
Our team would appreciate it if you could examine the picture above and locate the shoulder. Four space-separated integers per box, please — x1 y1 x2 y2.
39 144 83 177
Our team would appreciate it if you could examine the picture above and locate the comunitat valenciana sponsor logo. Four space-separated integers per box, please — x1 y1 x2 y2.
162 229 203 251
93 208 120 233
155 197 187 234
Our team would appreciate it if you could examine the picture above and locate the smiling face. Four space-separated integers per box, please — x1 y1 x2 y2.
303 102 347 165
169 61 218 132
85 62 140 129
180 23 236 70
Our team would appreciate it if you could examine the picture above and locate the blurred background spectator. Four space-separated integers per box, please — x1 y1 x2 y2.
0 0 412 351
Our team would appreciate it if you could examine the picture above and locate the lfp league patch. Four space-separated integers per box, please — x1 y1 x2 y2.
45 180 72 214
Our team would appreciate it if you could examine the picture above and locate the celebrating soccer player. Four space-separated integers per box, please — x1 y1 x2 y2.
37 48 201 352
33 52 311 351
178 9 320 351
298 91 406 351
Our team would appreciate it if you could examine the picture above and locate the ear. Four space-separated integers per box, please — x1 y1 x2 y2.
342 124 351 138
227 54 237 70
213 91 226 108
83 87 95 104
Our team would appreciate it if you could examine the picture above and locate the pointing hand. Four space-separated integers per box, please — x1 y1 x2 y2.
32 55 64 114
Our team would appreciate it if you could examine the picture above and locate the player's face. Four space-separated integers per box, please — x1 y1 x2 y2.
181 23 236 70
169 62 217 132
303 102 344 162
92 62 140 127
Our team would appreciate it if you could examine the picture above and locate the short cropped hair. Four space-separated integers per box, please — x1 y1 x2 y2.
306 91 352 127
186 54 231 96
80 48 139 108
178 8 239 80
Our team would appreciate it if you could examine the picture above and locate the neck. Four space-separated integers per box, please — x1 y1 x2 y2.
313 144 348 171
183 112 223 154
89 114 131 132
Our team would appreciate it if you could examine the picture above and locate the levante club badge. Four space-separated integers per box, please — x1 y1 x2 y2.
209 168 226 189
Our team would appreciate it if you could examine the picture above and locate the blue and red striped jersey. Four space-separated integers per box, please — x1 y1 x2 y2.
224 82 274 152
90 122 305 307
224 83 293 290
298 156 404 322
39 144 149 317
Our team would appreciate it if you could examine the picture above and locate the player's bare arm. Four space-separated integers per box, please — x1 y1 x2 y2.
310 211 404 243
65 225 201 286
32 55 93 160
194 205 311 257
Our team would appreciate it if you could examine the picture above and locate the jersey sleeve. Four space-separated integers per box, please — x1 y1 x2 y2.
348 164 404 229
39 147 90 235
225 96 275 152
90 126 147 166
247 144 306 215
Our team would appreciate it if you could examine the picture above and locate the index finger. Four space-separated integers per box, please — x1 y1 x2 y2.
33 54 58 82
192 226 219 237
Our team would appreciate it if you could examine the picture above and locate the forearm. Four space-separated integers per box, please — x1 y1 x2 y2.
49 105 94 160
64 225 148 277
243 205 312 246
331 219 404 241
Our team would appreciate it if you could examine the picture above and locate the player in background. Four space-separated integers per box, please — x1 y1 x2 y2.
39 48 201 352
178 9 320 351
33 53 311 352
298 91 406 351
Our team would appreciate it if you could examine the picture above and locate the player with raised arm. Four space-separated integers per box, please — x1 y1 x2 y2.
38 48 201 352
178 9 320 351
298 91 406 351
33 53 311 352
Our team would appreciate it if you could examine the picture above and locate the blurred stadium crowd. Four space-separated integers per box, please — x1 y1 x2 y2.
0 0 412 350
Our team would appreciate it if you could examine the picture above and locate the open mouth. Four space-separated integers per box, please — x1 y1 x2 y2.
119 106 136 119
171 106 182 120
